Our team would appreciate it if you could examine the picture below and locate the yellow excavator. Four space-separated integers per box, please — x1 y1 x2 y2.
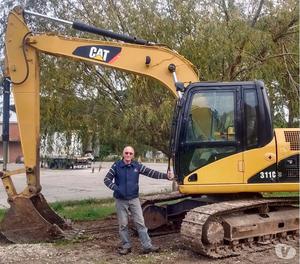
1 6 299 258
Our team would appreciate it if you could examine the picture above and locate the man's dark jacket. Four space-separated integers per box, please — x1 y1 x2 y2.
104 159 167 200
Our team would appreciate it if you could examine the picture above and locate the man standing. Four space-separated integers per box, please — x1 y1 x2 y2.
104 146 174 255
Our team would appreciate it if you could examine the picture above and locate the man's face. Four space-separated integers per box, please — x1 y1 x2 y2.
123 147 135 163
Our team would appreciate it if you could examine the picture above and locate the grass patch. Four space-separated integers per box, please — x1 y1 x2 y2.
0 198 116 222
263 192 299 198
0 208 6 221
50 198 115 221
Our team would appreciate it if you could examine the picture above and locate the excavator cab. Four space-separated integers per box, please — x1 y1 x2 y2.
172 81 273 184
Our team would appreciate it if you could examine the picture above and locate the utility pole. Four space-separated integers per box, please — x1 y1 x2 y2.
2 77 11 171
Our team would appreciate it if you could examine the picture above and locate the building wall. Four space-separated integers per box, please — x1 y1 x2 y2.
0 142 23 163
0 122 22 163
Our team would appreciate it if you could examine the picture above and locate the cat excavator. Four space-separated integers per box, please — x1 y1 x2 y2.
1 6 299 258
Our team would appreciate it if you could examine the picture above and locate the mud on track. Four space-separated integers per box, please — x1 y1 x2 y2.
0 215 299 264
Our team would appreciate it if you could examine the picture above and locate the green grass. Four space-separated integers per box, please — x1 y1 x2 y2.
263 192 299 197
0 208 6 221
50 198 115 221
0 198 116 222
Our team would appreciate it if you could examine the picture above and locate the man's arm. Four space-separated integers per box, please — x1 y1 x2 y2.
104 164 118 191
139 164 168 179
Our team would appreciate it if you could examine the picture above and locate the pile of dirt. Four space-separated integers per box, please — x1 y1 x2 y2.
0 216 298 264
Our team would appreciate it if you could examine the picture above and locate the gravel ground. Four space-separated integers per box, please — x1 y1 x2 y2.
0 216 299 264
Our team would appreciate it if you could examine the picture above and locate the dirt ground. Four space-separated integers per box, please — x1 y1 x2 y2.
0 215 299 264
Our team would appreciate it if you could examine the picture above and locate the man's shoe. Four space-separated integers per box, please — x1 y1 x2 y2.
118 247 132 255
142 245 160 254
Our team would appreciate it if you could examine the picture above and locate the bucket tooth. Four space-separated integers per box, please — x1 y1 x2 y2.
0 194 70 243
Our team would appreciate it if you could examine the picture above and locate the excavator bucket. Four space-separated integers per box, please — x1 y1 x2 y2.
0 193 71 243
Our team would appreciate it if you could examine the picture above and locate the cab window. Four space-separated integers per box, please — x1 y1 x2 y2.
186 91 236 142
244 89 259 148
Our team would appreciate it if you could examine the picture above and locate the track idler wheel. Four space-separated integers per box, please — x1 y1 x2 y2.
202 219 225 245
0 193 71 243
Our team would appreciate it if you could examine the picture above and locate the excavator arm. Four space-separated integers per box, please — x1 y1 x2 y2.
1 6 198 242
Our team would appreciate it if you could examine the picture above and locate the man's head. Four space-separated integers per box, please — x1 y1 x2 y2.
122 146 135 163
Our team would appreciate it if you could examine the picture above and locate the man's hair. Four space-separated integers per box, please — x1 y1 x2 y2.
123 146 135 152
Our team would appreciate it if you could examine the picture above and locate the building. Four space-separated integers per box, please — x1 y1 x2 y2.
0 122 23 163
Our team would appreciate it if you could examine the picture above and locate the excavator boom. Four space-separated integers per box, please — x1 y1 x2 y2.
1 6 198 242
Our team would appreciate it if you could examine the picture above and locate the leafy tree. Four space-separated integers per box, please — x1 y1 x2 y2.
1 0 298 158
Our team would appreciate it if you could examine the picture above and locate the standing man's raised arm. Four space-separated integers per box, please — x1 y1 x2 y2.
139 164 168 179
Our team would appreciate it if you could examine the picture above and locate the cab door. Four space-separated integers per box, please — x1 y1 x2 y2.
176 84 244 184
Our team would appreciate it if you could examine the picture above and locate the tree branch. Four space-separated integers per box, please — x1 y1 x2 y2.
232 50 299 80
250 0 265 27
273 15 299 43
282 44 299 88
221 0 230 22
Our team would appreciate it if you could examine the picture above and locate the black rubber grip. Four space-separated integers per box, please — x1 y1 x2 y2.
73 21 149 45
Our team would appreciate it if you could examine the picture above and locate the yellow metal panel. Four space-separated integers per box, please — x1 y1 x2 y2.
179 183 299 194
12 47 40 169
183 152 243 184
243 139 277 183
5 7 30 84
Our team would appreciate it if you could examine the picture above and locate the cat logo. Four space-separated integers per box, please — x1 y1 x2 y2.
72 45 121 64
89 47 110 61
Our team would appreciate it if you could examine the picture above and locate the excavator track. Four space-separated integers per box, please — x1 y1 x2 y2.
181 198 299 258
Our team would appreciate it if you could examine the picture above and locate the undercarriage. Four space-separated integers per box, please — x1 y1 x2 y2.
140 192 299 258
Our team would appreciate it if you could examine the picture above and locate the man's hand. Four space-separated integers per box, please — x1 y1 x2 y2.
167 170 174 180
